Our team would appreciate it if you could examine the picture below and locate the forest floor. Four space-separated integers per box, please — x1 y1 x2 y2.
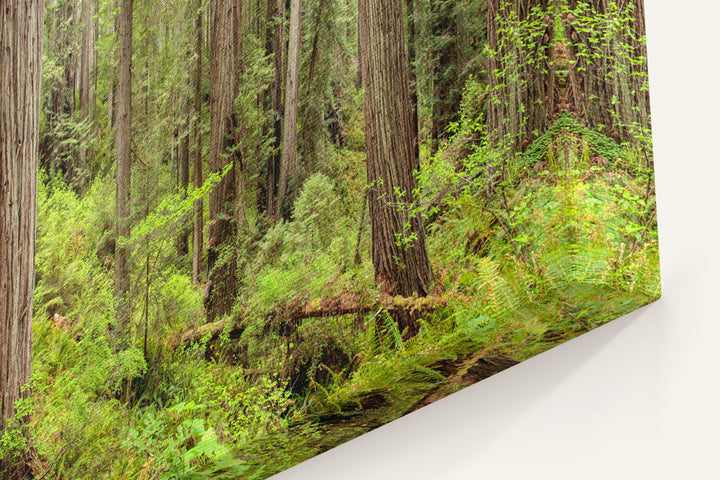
9 114 661 480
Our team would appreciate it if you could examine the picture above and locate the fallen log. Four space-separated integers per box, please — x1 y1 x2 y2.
174 293 448 349
279 293 446 322
173 317 233 349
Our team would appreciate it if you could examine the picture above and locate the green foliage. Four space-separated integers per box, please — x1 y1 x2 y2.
0 396 32 475
245 173 371 314
153 269 205 337
197 372 292 445
417 75 490 221
34 171 115 325
522 114 625 169
488 0 651 167
26 1 660 478
0 428 26 475
129 163 232 247
123 402 248 479
414 0 489 143
29 317 146 478
40 113 95 190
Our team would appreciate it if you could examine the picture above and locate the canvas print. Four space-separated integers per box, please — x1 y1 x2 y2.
0 0 659 478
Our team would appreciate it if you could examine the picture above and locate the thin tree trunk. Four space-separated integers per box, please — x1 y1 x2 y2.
77 0 95 178
405 0 419 161
79 0 95 117
266 0 284 220
233 0 246 231
114 0 133 335
177 118 190 255
357 0 364 88
298 0 323 168
0 0 43 435
64 0 78 118
429 1 460 154
360 0 434 336
192 0 204 286
275 0 302 221
108 83 115 128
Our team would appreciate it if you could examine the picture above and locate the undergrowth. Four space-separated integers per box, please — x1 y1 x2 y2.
23 78 659 479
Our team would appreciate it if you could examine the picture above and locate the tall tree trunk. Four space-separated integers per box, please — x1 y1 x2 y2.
0 0 43 436
79 0 95 117
359 0 434 336
233 0 246 231
114 0 133 334
77 0 95 183
176 119 190 255
192 0 204 286
405 0 419 160
265 0 284 220
357 0 364 88
298 0 323 169
108 83 115 128
206 0 239 321
275 0 302 221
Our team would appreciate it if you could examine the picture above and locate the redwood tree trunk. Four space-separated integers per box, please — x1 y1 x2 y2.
265 0 284 220
275 0 302 221
79 0 95 118
486 0 650 158
359 0 434 334
405 0 419 160
206 0 240 320
176 119 190 255
192 0 204 286
0 0 43 434
114 0 133 334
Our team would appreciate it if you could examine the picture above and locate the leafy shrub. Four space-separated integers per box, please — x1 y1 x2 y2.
29 319 146 478
245 173 370 314
152 268 205 338
0 397 31 476
34 172 115 325
123 402 248 479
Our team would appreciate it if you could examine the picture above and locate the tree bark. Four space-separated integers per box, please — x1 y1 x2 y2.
192 0 204 286
206 0 240 320
233 0 246 231
486 0 651 158
357 0 364 87
275 0 302 221
0 0 43 434
265 0 284 220
405 0 419 160
177 294 448 346
360 0 434 335
114 0 133 335
108 83 115 129
176 118 190 255
79 0 96 117
297 0 324 169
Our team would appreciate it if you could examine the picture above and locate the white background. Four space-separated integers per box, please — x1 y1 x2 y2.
273 1 720 478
